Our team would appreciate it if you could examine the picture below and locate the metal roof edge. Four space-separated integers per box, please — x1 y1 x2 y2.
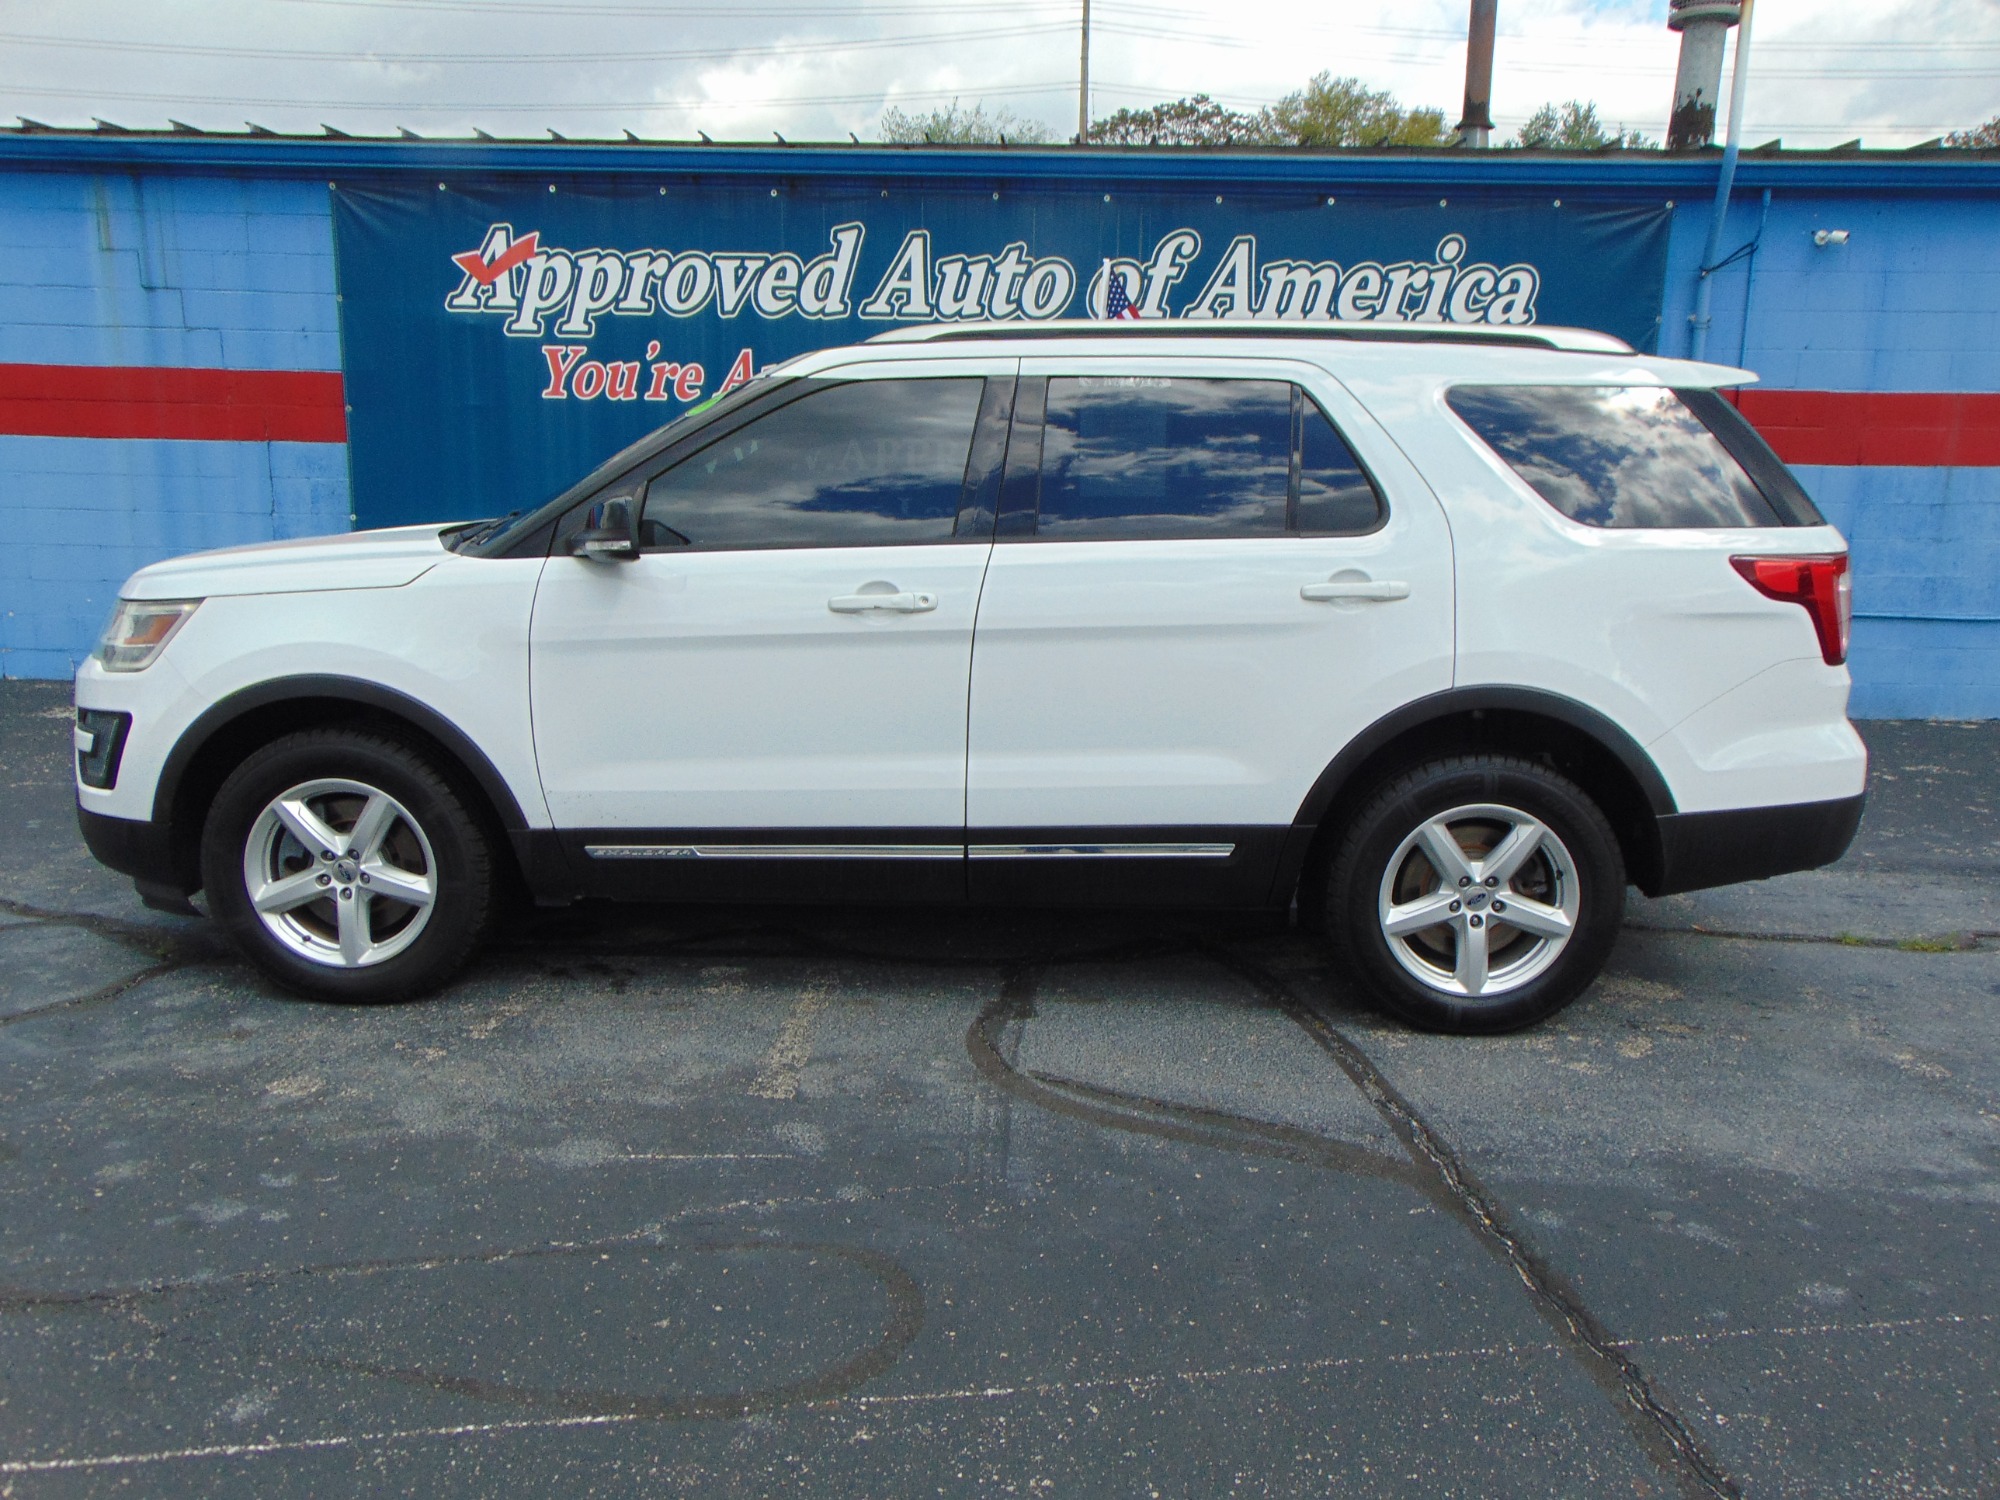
1 133 1998 191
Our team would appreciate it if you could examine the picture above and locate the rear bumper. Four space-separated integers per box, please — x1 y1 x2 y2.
1645 792 1866 897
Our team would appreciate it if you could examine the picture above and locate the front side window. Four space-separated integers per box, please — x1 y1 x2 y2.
1446 384 1787 529
1034 376 1382 540
641 377 984 550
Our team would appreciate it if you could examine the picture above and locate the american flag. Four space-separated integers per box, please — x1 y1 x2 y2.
1103 268 1142 320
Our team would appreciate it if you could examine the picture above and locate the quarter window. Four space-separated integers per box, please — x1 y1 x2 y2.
1446 384 1788 529
641 377 984 550
1297 398 1385 534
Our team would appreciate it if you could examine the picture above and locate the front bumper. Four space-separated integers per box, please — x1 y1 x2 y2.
76 803 198 913
1645 792 1866 897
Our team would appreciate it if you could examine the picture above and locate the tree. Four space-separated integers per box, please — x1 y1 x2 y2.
1264 72 1450 148
1513 100 1656 149
878 100 1052 145
1087 94 1283 146
1943 114 2000 147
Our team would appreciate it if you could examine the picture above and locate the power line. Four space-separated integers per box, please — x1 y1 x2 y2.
0 22 1075 65
0 78 1080 113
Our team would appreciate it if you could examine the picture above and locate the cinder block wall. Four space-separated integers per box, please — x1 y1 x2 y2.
1 150 1995 720
0 172 349 678
1659 190 2000 719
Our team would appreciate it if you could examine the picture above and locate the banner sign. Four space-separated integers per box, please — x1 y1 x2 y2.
331 180 1671 528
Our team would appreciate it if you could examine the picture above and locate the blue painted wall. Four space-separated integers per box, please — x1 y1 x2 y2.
0 169 348 678
1658 189 2000 717
0 144 1995 719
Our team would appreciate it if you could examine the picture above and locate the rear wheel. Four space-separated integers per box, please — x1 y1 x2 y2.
200 729 495 1003
1318 754 1624 1033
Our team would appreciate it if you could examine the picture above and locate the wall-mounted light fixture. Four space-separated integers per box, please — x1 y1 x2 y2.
1813 229 1851 246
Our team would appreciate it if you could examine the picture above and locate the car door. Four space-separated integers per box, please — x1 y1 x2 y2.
530 358 1014 899
964 355 1455 906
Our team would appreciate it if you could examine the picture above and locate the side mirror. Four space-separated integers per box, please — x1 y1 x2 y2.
571 495 637 560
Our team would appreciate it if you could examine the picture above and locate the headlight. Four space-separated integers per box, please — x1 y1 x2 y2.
97 598 201 672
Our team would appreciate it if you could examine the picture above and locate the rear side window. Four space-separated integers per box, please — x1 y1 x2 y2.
1038 376 1292 539
1446 384 1797 529
641 377 984 550
1033 376 1383 540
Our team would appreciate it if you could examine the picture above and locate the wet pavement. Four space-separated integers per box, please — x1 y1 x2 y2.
1 678 1995 1497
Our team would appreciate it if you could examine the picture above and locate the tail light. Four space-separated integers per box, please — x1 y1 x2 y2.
1731 554 1851 666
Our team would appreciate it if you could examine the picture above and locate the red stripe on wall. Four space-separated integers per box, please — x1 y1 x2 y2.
1734 389 2000 468
0 363 346 443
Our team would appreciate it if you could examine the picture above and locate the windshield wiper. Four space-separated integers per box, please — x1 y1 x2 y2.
448 510 523 551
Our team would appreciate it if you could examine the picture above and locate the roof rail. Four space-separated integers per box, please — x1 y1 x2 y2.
866 320 1635 354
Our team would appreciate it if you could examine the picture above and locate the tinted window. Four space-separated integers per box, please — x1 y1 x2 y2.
1297 397 1384 534
1037 377 1292 540
1446 384 1783 529
642 377 983 550
1677 388 1824 525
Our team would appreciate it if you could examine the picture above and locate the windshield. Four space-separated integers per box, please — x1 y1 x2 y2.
451 373 792 557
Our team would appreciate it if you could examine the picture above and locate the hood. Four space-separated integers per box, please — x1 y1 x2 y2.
121 525 451 600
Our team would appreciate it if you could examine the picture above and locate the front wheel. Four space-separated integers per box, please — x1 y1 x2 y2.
200 729 496 1003
1317 754 1625 1034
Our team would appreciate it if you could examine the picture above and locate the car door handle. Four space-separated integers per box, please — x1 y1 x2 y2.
1300 579 1410 603
828 590 938 614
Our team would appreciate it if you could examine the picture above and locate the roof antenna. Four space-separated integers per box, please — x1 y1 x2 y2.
773 130 786 144
473 127 496 140
849 131 860 143
168 119 199 133
698 129 712 143
398 126 421 139
624 129 640 141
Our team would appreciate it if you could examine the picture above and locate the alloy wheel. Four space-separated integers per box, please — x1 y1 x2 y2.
1376 802 1580 999
241 777 438 969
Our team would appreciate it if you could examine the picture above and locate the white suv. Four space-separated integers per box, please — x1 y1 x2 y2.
73 323 1865 1033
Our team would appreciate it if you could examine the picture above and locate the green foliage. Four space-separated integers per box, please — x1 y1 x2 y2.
1513 100 1656 150
1265 72 1451 148
1943 115 2000 147
1088 73 1448 149
877 100 1053 145
1088 94 1283 147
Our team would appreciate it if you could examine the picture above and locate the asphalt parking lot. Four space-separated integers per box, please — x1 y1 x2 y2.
2 679 1996 1497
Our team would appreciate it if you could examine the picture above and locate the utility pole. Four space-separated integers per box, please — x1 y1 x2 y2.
1667 0 1743 148
1455 0 1497 148
1078 0 1091 144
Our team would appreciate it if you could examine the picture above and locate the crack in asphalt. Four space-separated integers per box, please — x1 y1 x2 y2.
1626 921 1999 952
0 958 192 1030
1208 945 1740 1500
0 894 218 958
969 948 1739 1500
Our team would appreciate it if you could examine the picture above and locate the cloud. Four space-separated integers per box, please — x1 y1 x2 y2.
0 0 1990 146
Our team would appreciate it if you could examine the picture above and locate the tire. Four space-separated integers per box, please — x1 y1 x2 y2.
199 728 496 1003
1317 754 1625 1034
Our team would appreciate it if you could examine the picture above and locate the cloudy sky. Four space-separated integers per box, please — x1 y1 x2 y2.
1 0 1995 148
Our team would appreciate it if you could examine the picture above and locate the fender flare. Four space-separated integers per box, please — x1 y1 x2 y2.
153 674 532 832
1290 685 1678 830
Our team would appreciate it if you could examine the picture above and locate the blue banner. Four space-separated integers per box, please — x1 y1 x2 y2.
331 178 1671 529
